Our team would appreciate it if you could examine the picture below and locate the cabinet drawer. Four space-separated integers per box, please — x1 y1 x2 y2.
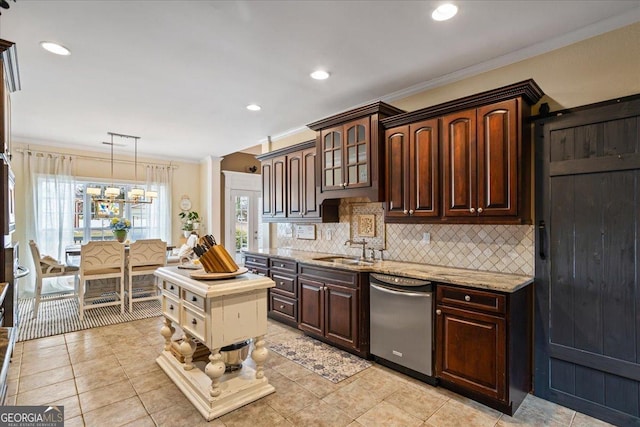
163 281 180 297
183 290 205 310
269 258 297 273
299 264 358 288
247 266 269 277
244 254 269 268
270 272 296 297
181 306 206 343
269 293 297 320
162 293 180 323
437 284 505 315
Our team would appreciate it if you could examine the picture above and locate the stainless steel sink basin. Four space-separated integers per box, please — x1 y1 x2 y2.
312 256 374 266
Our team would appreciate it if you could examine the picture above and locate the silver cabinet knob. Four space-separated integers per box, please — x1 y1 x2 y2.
279 305 285 309
469 207 475 213
464 295 471 302
409 209 414 215
279 281 284 286
403 210 408 215
477 207 484 213
436 309 442 315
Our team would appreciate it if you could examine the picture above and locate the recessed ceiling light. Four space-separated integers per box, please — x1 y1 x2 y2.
40 41 71 56
246 104 261 111
310 70 330 80
432 3 458 21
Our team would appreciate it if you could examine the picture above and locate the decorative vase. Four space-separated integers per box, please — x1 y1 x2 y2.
113 230 127 243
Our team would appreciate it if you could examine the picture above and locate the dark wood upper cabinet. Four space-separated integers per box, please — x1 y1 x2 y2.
443 99 521 220
272 155 287 219
288 146 322 219
477 100 518 216
259 151 287 221
382 79 543 224
260 160 273 217
258 140 338 223
385 118 440 221
308 101 405 202
442 108 478 217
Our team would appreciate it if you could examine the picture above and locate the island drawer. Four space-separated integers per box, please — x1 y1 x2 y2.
162 293 180 323
183 290 205 311
163 281 180 297
182 306 206 343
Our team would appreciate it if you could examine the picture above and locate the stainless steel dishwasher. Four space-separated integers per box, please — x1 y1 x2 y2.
369 272 436 384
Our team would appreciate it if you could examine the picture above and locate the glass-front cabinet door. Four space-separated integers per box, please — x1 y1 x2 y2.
345 117 369 188
320 117 370 192
321 125 343 191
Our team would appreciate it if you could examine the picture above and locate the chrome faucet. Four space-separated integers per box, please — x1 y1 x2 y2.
345 239 367 259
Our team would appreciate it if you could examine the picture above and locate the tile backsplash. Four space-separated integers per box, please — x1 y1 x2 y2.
273 200 533 276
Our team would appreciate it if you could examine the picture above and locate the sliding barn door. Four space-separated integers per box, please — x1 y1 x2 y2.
535 97 640 426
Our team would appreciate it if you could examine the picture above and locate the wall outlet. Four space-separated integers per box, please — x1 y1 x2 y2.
326 229 332 240
422 232 431 243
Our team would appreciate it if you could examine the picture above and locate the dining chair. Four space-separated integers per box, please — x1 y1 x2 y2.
79 241 125 321
127 239 167 312
29 240 80 319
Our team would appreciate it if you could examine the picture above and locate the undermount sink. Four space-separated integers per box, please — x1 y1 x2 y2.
312 256 374 266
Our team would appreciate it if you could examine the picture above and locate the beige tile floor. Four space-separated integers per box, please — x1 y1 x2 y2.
6 317 613 427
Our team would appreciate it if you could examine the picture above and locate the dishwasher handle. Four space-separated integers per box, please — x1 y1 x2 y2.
371 283 432 298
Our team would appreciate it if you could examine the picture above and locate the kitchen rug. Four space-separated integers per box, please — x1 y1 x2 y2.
268 335 371 383
17 296 161 342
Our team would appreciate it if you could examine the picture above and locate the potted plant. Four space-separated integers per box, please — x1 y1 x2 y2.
109 217 131 242
179 211 200 237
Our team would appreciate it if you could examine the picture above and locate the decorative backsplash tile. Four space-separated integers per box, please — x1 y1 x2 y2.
273 200 534 276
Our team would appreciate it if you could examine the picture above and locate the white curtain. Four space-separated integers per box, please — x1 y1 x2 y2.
22 151 76 297
146 164 172 243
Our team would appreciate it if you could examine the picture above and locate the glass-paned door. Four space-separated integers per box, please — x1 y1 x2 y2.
229 189 261 263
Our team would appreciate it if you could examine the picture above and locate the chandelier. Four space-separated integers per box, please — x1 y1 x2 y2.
86 132 157 204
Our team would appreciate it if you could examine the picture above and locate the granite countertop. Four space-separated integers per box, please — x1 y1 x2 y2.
243 248 533 293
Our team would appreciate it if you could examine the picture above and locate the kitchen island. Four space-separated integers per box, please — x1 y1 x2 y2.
154 266 275 421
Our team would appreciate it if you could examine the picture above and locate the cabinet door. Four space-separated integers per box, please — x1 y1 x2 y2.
272 155 287 219
344 117 370 188
436 305 506 401
301 147 319 218
261 159 273 216
477 99 518 217
320 126 343 191
410 119 439 217
287 151 303 218
324 283 358 349
443 109 477 217
298 277 324 336
385 126 410 218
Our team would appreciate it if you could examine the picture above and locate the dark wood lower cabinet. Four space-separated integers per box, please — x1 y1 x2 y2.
268 257 298 328
298 264 368 357
435 283 531 415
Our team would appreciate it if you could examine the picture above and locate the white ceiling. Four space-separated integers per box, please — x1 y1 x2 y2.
1 1 639 162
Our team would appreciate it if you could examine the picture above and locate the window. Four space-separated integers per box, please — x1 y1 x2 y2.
70 180 168 244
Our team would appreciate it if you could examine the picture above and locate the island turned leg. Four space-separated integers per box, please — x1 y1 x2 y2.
160 317 175 351
205 349 226 397
251 335 269 379
179 333 196 371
